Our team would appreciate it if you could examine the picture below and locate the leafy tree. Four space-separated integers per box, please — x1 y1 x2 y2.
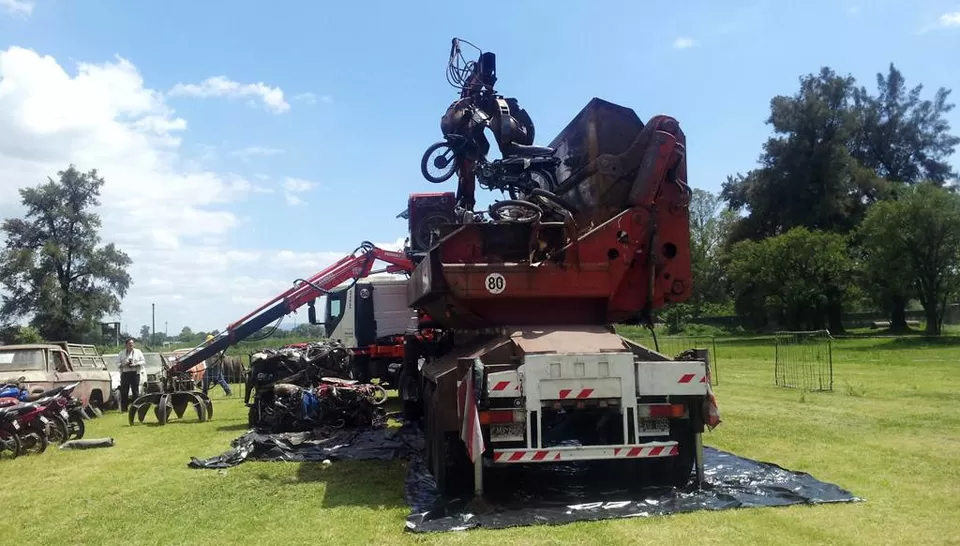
179 326 194 340
722 67 887 242
0 166 132 341
850 64 960 185
857 182 960 335
139 325 151 343
726 227 858 332
0 325 44 344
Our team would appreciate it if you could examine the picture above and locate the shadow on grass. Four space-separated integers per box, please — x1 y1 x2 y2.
216 423 251 432
252 459 409 509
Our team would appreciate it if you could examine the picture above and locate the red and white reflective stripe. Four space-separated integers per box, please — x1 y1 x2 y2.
492 441 678 464
558 388 595 399
489 381 520 392
493 450 562 463
612 444 678 458
678 374 708 384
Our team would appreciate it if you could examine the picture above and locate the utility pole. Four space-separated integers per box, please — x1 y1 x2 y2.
152 303 156 346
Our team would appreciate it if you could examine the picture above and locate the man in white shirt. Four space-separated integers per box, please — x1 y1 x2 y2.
115 338 145 412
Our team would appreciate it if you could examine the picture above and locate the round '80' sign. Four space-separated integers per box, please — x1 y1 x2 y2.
484 273 506 294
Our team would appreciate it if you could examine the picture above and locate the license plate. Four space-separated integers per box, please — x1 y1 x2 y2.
490 423 525 442
12 420 20 430
60 409 69 419
637 417 670 435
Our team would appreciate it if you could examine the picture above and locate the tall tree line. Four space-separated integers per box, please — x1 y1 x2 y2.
673 64 960 335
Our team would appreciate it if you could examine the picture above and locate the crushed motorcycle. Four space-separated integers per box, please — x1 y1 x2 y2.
248 378 388 433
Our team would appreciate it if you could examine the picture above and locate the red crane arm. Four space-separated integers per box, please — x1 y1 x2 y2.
167 242 413 373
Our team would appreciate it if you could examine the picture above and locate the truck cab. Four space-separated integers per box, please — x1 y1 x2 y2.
0 342 112 409
321 276 419 384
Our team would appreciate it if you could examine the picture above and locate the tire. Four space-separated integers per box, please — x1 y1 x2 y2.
0 430 20 459
89 391 104 411
45 415 70 445
18 431 47 456
627 417 696 489
488 199 543 224
421 141 459 183
68 414 86 440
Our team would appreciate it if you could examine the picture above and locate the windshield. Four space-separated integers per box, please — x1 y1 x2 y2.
143 353 163 371
0 349 46 372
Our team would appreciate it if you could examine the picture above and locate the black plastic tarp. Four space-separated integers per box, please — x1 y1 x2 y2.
403 446 862 532
187 424 422 469
188 426 861 533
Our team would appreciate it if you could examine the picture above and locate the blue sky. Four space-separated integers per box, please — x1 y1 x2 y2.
1 0 959 333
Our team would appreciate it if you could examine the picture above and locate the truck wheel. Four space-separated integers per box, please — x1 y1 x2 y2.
89 391 104 411
627 417 696 489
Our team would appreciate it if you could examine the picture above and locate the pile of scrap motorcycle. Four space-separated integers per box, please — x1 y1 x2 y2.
0 379 93 459
244 340 389 433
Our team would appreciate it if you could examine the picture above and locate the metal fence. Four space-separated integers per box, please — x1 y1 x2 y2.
774 330 833 391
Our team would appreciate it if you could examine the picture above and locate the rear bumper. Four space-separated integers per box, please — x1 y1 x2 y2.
492 440 678 464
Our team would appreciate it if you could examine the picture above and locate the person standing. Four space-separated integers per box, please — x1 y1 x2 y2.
116 338 145 412
201 335 233 396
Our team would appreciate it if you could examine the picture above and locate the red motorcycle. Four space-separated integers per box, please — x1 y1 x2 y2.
0 410 22 459
0 382 81 446
0 402 50 455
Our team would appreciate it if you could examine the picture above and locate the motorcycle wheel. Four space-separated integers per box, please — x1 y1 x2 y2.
69 414 86 440
0 430 20 459
18 431 47 456
420 141 459 183
45 415 70 445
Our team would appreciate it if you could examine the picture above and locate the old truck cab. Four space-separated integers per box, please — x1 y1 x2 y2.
0 342 112 409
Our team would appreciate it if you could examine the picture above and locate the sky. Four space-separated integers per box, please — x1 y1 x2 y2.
1 0 959 336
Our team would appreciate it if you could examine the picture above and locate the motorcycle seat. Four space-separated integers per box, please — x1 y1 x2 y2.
0 403 37 415
505 143 555 157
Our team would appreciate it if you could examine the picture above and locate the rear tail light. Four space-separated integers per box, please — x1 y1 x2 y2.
478 409 524 425
639 403 686 418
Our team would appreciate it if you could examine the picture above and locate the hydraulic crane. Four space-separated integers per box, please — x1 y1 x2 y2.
167 241 414 374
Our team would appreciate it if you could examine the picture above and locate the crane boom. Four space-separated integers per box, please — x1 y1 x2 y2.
167 241 414 373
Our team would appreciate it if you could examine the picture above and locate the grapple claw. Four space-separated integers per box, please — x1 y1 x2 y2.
129 393 162 425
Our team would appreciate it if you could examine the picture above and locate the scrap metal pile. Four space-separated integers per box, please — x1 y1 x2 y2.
245 341 389 432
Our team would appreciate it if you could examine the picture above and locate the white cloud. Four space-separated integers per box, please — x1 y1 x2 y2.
231 145 285 161
168 76 290 114
281 176 318 206
0 45 403 333
293 92 333 106
0 0 32 16
940 11 960 27
672 37 696 50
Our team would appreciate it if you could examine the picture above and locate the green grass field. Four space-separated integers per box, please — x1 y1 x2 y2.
2 334 958 546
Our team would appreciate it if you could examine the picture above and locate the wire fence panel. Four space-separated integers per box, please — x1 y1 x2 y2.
774 330 833 391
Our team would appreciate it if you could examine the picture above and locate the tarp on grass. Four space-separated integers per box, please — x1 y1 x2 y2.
187 426 861 532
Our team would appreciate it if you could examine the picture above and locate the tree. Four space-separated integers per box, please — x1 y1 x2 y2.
726 227 858 332
857 182 960 335
850 64 960 185
0 325 44 345
0 166 132 341
722 67 887 242
140 325 151 343
179 326 194 341
688 188 737 312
